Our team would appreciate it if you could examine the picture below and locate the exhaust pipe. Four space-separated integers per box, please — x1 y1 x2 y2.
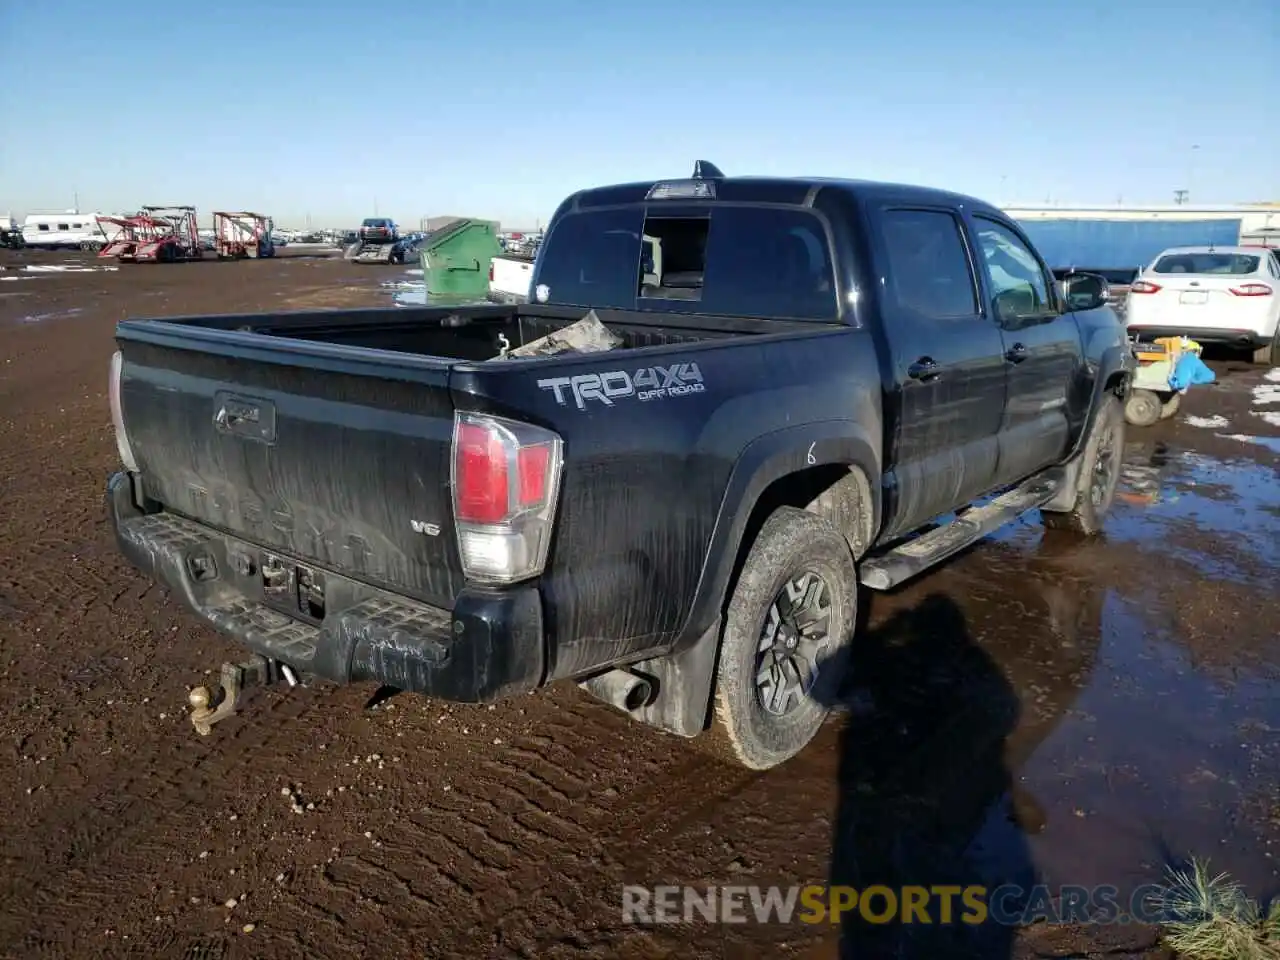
579 668 654 713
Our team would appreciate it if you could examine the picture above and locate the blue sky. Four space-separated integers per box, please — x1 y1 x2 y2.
1 0 1275 229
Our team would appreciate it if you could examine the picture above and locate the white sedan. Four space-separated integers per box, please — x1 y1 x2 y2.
1125 245 1280 366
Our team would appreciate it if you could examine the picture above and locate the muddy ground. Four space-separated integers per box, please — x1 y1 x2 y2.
0 250 1276 960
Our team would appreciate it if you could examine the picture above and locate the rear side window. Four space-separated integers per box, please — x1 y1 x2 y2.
879 209 979 319
1152 252 1260 275
535 208 644 309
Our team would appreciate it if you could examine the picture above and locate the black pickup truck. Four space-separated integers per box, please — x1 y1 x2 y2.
106 163 1134 770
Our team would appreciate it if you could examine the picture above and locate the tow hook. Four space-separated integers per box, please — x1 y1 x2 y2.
188 655 295 735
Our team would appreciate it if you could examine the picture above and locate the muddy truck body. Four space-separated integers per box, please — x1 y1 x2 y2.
106 164 1134 769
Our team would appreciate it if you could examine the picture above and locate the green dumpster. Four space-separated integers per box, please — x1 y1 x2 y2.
418 218 503 300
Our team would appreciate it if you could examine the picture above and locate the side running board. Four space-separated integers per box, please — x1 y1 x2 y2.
859 472 1064 591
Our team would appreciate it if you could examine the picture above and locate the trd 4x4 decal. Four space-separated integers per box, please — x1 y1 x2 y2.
537 362 705 410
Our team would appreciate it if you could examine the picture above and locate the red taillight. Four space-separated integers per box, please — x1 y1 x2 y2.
1129 281 1162 294
1229 283 1273 297
454 421 510 523
517 444 551 505
488 261 495 282
451 413 563 583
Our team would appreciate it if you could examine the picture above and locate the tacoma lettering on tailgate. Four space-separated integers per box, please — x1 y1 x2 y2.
537 362 705 410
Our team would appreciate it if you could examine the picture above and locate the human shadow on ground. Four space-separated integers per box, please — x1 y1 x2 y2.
814 533 1106 959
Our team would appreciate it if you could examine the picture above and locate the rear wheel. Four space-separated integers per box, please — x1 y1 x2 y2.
1124 389 1162 427
1159 394 1182 420
707 507 856 770
1253 329 1280 367
1043 394 1125 536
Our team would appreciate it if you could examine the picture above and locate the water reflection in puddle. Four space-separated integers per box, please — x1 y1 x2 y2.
1106 439 1280 579
380 272 429 307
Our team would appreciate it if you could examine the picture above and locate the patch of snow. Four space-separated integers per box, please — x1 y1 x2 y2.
1266 369 1280 383
1252 409 1280 428
13 264 117 276
16 264 118 275
1185 414 1230 429
16 308 84 325
1252 383 1280 406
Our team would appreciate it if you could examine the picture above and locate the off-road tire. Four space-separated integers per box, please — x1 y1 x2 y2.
707 507 857 770
1159 394 1181 420
1042 394 1125 536
1124 389 1161 427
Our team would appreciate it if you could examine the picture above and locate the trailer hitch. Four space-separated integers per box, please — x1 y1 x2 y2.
188 655 297 735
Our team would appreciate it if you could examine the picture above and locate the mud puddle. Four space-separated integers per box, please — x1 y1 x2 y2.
378 270 489 308
719 437 1280 949
805 514 1275 952
1108 438 1280 580
618 506 1278 954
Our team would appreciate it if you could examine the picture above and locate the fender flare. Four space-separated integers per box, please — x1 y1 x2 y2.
1046 344 1134 512
1067 343 1134 462
672 420 881 651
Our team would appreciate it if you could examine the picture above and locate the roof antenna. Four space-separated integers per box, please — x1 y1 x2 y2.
692 160 725 179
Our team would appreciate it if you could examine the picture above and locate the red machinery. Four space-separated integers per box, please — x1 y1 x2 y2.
95 206 202 263
212 211 275 259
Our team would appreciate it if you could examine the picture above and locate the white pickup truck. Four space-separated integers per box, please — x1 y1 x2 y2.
488 254 534 303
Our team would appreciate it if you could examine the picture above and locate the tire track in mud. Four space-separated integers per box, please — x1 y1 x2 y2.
0 690 320 955
263 698 624 955
424 692 773 956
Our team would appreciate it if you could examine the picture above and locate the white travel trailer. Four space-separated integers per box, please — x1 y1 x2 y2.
22 212 123 251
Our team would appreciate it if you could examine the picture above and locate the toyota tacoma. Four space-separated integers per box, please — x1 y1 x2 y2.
106 162 1133 769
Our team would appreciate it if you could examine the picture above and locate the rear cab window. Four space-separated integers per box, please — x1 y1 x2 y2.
1152 252 1260 275
535 205 838 319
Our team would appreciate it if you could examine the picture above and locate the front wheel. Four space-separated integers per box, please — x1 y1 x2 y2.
1042 394 1125 536
708 507 857 770
1159 394 1182 420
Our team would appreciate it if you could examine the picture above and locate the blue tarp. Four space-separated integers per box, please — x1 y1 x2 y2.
1169 352 1216 391
1015 218 1242 272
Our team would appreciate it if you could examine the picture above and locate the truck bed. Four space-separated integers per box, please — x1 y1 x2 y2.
145 302 817 361
111 301 839 624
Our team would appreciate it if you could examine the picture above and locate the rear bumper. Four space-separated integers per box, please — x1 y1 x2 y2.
106 471 544 702
1126 324 1267 347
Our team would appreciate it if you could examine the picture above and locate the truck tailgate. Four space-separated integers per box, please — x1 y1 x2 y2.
115 329 465 609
